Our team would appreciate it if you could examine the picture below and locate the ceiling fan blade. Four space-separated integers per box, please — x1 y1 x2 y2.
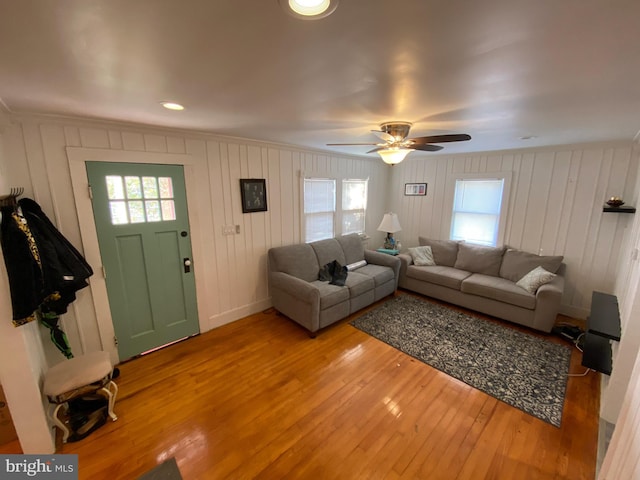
371 130 395 142
326 143 380 146
409 134 472 144
366 146 387 154
408 144 444 152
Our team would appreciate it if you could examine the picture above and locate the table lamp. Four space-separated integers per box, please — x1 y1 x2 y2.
377 213 402 250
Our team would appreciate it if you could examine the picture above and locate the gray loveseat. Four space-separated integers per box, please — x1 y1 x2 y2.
399 237 565 332
268 234 401 335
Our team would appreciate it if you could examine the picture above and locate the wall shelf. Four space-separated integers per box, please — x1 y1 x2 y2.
603 205 636 213
582 291 621 375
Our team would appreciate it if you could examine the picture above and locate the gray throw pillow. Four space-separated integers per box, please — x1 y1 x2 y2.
454 243 506 276
418 237 460 267
516 266 556 294
408 246 436 266
499 249 564 282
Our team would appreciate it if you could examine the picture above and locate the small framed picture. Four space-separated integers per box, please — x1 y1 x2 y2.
240 179 268 213
405 183 427 196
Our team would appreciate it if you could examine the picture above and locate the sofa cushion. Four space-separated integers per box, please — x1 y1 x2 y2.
408 246 436 266
454 243 505 276
418 237 459 266
499 249 564 282
461 273 536 309
406 265 472 290
311 238 347 268
357 263 395 286
312 280 350 309
336 234 365 265
516 266 556 294
344 271 375 297
269 243 319 282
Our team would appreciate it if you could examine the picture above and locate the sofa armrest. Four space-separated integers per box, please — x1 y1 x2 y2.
397 253 413 288
269 272 320 303
532 274 565 332
364 250 401 286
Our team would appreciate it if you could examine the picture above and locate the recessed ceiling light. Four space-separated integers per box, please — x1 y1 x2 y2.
161 102 185 111
278 0 339 20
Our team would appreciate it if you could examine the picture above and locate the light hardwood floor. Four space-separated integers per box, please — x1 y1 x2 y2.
3 292 600 479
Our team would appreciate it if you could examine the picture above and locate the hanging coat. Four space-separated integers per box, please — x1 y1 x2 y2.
0 198 93 325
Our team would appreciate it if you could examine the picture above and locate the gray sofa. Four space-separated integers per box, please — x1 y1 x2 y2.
268 234 401 335
399 237 565 332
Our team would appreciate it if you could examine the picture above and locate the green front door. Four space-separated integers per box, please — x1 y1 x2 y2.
86 162 199 360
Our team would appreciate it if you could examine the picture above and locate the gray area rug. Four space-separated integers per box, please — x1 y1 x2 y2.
351 295 571 427
137 458 183 480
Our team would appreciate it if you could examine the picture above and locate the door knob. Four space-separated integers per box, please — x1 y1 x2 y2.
183 258 191 273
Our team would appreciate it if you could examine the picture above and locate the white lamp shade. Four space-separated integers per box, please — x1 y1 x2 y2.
377 213 402 233
378 148 412 165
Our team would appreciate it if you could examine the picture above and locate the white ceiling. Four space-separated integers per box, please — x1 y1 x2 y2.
1 0 639 157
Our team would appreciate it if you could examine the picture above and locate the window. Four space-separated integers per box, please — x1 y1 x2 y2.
303 176 368 242
106 175 176 225
304 178 336 242
342 179 368 235
450 178 506 247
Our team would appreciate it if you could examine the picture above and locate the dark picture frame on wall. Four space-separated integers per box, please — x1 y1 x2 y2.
405 183 427 196
240 179 268 213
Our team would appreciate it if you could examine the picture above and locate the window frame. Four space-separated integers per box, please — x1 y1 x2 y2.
446 172 512 247
302 173 369 243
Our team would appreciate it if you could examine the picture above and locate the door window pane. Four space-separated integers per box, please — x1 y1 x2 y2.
109 201 129 225
125 177 143 199
145 201 162 222
161 200 176 221
106 176 125 200
159 177 174 199
128 201 146 223
142 177 159 199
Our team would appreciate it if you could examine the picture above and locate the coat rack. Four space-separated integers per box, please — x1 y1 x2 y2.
0 187 24 208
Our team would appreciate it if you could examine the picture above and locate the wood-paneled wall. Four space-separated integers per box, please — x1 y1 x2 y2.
388 144 639 318
3 115 389 364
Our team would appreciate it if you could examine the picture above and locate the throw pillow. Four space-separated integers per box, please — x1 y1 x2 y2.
330 260 348 286
516 266 556 294
346 260 367 271
417 237 460 266
408 246 436 266
499 249 564 282
454 243 506 276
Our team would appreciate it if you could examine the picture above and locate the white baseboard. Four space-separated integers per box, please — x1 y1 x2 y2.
205 298 273 331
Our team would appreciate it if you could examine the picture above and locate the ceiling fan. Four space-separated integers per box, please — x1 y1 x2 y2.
327 121 471 165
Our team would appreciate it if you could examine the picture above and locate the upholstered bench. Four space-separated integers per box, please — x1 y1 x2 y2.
43 351 118 442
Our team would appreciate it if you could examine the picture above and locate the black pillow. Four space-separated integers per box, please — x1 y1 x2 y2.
330 260 348 286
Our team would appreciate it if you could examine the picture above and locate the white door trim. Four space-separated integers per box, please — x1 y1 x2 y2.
67 147 205 365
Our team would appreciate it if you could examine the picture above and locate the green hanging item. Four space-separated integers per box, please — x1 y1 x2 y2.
39 309 73 359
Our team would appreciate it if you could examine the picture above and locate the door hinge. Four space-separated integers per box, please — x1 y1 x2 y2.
102 265 107 279
114 336 118 346
88 185 93 199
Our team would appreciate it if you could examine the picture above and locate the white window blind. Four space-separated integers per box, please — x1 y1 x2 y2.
342 179 368 235
450 178 505 246
304 178 336 242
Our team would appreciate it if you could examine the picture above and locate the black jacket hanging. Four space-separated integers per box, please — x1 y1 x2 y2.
1 198 93 325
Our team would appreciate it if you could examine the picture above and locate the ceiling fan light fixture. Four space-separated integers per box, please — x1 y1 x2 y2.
378 148 412 165
279 0 338 19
